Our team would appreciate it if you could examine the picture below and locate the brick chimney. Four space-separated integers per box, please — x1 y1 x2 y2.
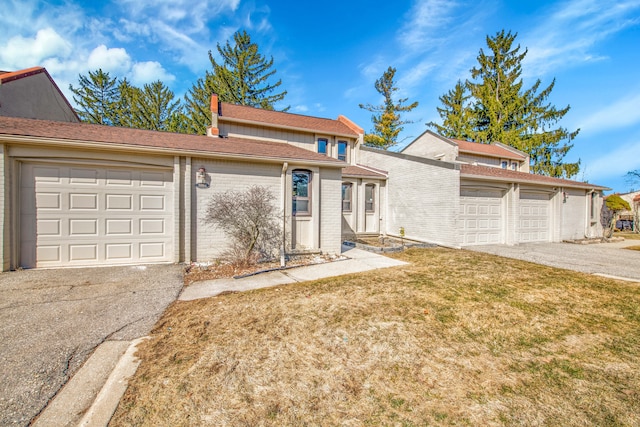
206 94 220 137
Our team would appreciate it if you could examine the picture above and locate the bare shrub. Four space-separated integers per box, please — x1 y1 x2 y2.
205 185 282 266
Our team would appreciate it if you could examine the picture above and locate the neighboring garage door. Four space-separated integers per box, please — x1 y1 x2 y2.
459 188 504 245
20 163 174 268
519 192 551 243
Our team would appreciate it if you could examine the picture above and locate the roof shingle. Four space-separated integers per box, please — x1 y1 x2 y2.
0 116 344 166
461 163 608 190
454 139 526 160
219 102 360 137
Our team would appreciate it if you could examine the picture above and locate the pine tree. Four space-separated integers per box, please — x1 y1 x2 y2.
113 78 141 128
431 30 580 178
359 66 418 149
69 69 119 125
427 80 474 140
184 30 288 134
133 81 182 132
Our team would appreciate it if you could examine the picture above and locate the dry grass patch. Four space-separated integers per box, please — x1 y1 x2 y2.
111 248 640 426
615 232 640 240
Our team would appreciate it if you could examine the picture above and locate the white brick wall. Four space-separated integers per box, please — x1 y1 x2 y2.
358 147 460 247
191 158 283 262
0 144 8 270
319 167 342 254
561 189 587 240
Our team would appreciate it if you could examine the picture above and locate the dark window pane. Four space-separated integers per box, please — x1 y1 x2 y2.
338 141 347 161
318 139 327 155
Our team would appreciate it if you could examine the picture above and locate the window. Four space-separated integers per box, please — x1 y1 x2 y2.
511 162 517 171
292 170 311 215
501 161 508 169
338 141 347 161
365 183 375 212
342 182 352 211
590 192 597 220
317 139 328 155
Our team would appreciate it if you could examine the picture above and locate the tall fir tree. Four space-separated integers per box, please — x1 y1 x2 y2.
133 81 182 132
184 30 288 134
112 78 141 128
69 69 119 125
432 30 580 178
359 66 418 149
428 80 474 140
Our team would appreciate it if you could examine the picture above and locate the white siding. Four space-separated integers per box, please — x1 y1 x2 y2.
358 147 459 247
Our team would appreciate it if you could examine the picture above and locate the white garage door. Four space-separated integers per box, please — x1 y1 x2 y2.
20 163 174 268
459 189 504 246
519 192 551 243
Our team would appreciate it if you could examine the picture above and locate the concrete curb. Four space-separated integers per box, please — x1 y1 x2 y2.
32 341 131 427
78 337 147 427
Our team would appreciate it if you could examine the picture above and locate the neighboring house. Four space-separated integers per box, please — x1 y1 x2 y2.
618 190 640 230
0 67 79 123
358 130 608 246
0 67 610 271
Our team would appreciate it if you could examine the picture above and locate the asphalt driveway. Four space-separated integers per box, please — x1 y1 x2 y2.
469 240 640 282
0 264 183 427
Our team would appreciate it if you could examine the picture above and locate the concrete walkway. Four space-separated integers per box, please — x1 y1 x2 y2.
43 246 407 426
179 245 408 301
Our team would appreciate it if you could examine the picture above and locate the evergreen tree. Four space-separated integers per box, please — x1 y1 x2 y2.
427 80 474 140
432 30 580 178
113 78 141 128
359 66 418 149
69 69 118 125
184 30 288 134
133 81 182 132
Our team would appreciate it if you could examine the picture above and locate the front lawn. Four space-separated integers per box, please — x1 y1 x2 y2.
111 248 640 426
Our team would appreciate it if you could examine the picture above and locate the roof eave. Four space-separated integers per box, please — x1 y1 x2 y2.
0 135 345 168
460 171 610 191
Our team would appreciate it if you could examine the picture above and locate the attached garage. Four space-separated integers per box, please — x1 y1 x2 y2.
518 191 551 243
19 162 174 268
459 188 504 245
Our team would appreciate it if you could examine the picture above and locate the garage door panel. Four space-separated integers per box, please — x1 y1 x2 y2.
69 193 98 210
21 163 173 268
69 168 99 184
106 244 132 260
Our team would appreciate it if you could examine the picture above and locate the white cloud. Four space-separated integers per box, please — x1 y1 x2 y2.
577 93 640 135
0 28 72 69
130 61 175 85
292 105 309 113
397 0 459 53
87 44 132 75
522 0 640 76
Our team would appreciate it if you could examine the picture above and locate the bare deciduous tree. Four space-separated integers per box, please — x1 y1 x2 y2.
205 185 282 266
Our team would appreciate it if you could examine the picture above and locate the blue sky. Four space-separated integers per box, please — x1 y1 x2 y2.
1 0 639 192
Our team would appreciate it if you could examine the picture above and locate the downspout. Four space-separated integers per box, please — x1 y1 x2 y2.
281 162 288 267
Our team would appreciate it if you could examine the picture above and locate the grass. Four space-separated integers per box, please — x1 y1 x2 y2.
615 231 640 240
110 248 640 426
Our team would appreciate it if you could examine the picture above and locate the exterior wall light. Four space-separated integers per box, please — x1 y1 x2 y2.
196 167 209 188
